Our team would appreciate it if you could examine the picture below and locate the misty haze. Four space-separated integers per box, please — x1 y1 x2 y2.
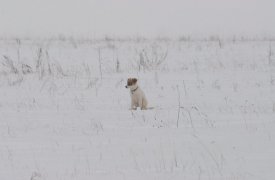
0 0 275 180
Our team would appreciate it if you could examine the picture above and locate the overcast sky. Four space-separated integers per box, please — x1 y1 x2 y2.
0 0 274 38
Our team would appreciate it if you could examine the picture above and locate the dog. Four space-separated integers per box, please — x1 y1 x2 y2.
125 78 148 110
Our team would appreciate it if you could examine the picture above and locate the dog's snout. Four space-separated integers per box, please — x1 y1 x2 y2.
125 85 128 88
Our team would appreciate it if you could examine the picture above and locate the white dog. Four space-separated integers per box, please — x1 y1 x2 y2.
125 78 148 110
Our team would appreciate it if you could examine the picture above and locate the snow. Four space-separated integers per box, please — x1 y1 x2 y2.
0 38 275 180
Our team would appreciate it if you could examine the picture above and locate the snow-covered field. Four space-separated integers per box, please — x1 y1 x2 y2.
0 38 275 180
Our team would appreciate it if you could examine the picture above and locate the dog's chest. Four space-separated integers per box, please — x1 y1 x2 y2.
130 90 142 101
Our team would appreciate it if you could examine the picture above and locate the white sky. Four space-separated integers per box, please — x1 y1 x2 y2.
0 0 274 38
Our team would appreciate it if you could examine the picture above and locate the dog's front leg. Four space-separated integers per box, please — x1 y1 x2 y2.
131 100 137 110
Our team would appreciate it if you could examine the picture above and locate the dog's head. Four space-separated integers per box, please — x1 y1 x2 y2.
125 78 137 88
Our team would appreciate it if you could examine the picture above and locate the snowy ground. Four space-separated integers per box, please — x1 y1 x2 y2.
0 38 275 180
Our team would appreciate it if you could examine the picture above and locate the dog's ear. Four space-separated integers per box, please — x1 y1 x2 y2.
127 78 132 86
133 78 137 84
